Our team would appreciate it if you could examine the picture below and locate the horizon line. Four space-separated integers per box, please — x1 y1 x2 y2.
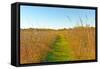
20 26 95 30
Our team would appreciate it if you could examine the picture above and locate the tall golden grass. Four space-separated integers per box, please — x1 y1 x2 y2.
20 27 95 64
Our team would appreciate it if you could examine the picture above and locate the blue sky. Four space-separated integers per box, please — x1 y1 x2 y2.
20 5 95 29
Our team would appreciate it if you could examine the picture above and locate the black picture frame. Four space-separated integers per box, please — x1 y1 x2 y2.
11 2 98 67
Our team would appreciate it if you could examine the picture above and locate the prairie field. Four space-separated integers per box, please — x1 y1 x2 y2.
20 27 95 64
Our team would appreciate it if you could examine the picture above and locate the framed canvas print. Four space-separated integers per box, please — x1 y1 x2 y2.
11 2 98 67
